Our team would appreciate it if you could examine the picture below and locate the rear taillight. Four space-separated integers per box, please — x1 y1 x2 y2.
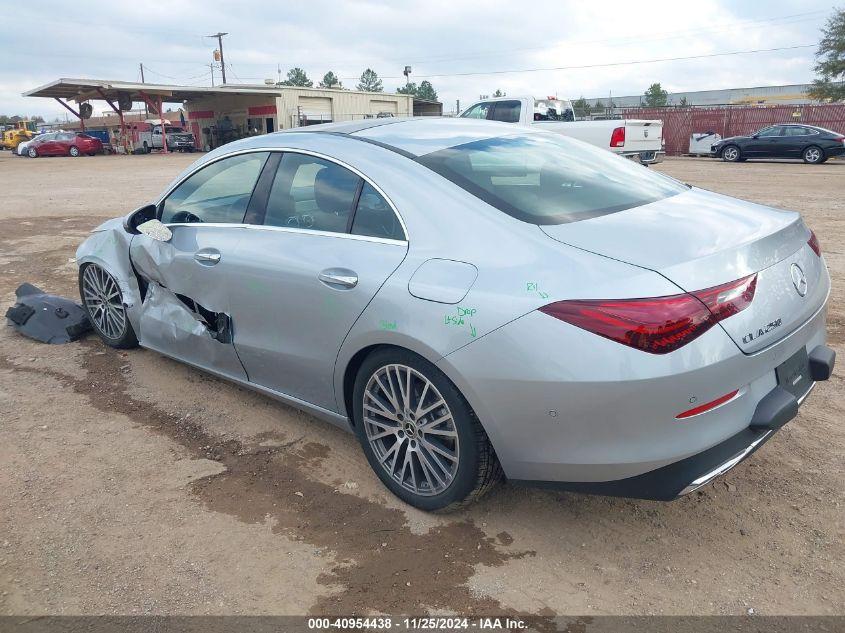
610 126 625 147
808 229 821 257
539 274 757 354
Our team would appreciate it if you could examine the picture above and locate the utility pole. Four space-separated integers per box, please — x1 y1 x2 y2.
140 63 148 118
210 63 215 87
207 32 228 84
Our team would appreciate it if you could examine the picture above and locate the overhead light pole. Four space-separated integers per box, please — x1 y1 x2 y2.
207 32 228 84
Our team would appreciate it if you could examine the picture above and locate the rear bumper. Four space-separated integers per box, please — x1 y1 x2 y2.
512 345 835 500
826 146 845 157
622 150 665 164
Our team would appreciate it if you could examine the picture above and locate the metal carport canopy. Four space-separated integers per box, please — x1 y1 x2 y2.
23 78 283 153
22 78 282 103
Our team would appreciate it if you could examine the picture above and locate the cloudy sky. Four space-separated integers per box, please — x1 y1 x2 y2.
0 0 836 119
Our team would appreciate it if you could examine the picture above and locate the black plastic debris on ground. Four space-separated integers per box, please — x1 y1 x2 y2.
5 283 92 344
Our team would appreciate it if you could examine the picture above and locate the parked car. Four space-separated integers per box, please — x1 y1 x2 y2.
16 133 45 156
712 124 845 164
27 132 103 157
76 118 833 511
459 95 665 164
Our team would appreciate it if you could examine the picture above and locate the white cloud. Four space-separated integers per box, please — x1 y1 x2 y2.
0 0 831 118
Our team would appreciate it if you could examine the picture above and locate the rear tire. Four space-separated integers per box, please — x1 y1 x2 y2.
142 141 149 154
353 348 502 512
802 145 824 164
721 145 741 162
78 263 138 349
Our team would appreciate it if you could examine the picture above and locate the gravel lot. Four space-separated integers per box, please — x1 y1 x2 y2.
0 151 842 617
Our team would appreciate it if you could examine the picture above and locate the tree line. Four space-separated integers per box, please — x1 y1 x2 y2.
278 67 438 101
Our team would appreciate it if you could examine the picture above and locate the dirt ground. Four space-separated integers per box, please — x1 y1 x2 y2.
0 151 843 617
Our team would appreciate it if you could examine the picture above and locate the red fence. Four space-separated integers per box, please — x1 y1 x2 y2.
620 104 845 156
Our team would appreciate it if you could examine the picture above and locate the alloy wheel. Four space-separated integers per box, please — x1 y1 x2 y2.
723 147 739 161
362 364 459 496
804 148 821 163
82 265 127 340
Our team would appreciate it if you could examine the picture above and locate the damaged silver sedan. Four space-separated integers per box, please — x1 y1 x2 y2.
77 118 833 511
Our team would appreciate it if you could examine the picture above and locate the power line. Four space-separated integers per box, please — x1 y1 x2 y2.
337 44 817 81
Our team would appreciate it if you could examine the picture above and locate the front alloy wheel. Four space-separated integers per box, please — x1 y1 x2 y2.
363 363 460 496
79 264 138 348
721 145 740 162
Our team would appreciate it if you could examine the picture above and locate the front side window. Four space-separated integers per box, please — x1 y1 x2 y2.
757 127 784 137
418 133 688 225
264 153 360 233
461 102 493 120
351 183 405 240
161 152 269 224
490 101 521 123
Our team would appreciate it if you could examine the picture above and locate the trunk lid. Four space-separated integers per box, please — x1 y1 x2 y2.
540 187 825 353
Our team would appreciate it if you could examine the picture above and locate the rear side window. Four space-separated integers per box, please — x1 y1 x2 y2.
490 101 521 123
161 152 269 224
418 133 687 225
264 153 360 233
351 183 405 241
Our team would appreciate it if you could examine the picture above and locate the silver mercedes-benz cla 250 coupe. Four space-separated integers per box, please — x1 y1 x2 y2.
77 118 834 511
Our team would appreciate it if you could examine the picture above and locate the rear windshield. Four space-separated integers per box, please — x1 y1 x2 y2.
417 133 687 224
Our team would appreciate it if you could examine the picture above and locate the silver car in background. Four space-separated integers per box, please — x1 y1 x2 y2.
76 118 834 511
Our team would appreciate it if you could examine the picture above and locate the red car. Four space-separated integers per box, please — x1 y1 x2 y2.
27 132 103 158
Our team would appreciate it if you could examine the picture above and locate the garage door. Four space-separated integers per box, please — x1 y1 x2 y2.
370 100 398 115
298 97 332 124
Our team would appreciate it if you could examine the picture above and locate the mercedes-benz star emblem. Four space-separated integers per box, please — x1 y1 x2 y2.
790 263 808 297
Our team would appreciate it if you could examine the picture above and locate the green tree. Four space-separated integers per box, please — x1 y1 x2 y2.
396 82 417 95
492 89 505 97
280 67 313 87
808 8 845 101
318 71 342 89
572 96 591 116
416 81 438 101
643 82 669 107
357 68 383 92
679 96 689 106
594 99 605 110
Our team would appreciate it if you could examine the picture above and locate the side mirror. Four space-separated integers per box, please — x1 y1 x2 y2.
752 134 759 139
123 203 157 234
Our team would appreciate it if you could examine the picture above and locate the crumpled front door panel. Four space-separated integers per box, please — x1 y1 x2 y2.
129 226 247 381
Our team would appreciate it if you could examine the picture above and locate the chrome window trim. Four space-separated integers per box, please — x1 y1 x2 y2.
162 221 407 246
156 146 409 242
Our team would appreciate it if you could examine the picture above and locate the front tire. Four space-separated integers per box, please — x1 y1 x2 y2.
721 145 741 162
79 263 138 349
353 348 501 511
802 145 824 164
27 147 37 158
69 145 80 157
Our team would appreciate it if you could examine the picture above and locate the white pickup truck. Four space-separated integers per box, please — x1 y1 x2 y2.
134 123 196 154
459 96 664 164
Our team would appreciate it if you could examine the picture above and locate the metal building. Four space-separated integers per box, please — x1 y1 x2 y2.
585 83 838 108
23 78 417 151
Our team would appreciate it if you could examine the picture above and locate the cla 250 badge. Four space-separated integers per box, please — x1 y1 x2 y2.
742 318 783 344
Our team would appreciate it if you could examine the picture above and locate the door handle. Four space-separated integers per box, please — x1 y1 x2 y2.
194 250 221 265
318 268 358 289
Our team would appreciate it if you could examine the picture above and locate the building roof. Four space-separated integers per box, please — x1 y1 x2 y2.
23 78 413 104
